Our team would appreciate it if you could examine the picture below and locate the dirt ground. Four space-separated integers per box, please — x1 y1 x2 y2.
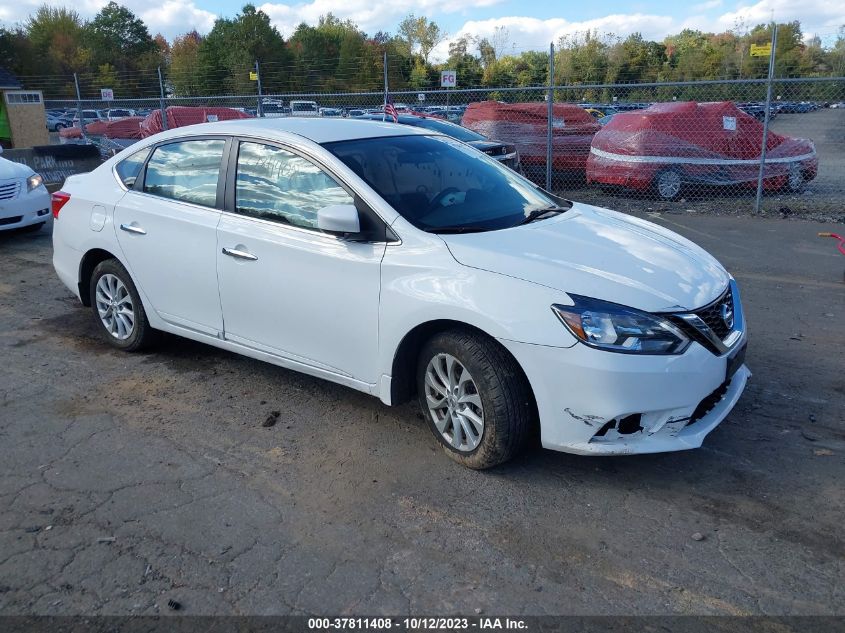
0 212 843 616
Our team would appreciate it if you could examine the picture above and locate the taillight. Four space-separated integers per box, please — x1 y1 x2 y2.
51 191 71 219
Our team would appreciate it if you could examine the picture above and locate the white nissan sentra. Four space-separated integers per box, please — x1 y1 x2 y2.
52 118 749 469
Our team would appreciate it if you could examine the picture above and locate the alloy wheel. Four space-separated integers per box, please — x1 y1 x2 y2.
424 353 484 452
657 170 682 199
95 273 135 340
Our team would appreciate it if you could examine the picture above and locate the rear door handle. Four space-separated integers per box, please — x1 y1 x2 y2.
120 223 146 235
222 247 258 261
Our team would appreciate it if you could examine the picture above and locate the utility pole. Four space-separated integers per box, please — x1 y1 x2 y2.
255 60 264 117
157 66 168 131
754 23 778 214
546 43 555 192
73 73 87 142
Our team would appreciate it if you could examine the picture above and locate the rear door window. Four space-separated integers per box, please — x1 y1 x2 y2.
143 139 226 208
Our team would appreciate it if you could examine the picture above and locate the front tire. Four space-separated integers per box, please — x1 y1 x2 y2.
416 330 534 469
655 168 682 200
89 259 156 352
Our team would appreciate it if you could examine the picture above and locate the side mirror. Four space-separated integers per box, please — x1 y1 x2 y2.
317 204 360 235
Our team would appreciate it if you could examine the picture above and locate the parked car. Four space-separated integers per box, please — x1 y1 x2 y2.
319 107 343 117
587 101 817 199
73 109 104 126
46 111 74 131
52 118 749 468
346 109 366 117
357 112 521 172
290 100 319 117
105 108 136 121
263 103 291 118
462 101 600 183
0 152 51 232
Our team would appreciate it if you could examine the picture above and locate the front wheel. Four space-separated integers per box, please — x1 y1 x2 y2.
89 259 156 352
655 169 682 200
786 163 805 193
417 330 534 469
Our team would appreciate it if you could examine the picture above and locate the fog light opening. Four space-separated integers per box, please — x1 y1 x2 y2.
617 414 643 435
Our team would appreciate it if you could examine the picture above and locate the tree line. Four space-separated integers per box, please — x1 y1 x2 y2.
0 2 843 100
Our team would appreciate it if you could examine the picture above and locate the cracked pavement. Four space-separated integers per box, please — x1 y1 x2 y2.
0 212 843 615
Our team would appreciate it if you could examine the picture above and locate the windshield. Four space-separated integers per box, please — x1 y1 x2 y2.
324 134 566 232
409 118 486 143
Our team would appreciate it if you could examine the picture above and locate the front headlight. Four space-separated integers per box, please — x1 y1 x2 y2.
27 174 44 192
552 295 690 355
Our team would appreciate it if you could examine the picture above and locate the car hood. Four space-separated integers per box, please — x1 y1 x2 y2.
441 202 729 312
0 157 34 181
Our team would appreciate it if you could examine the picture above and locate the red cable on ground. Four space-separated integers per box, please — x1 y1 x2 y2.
818 232 845 257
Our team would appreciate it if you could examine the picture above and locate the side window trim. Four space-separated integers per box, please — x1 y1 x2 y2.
225 136 395 242
134 135 232 210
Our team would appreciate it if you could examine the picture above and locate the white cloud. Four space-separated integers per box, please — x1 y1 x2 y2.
432 14 678 62
715 0 845 38
257 0 504 38
139 0 216 35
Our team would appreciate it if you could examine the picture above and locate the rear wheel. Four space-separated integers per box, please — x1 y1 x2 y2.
89 259 156 352
655 169 682 200
416 330 534 469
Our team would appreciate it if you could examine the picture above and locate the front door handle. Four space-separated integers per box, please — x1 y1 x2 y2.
120 223 146 235
222 247 258 261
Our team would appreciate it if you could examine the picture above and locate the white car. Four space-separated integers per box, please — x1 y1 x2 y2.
51 119 749 468
0 154 51 232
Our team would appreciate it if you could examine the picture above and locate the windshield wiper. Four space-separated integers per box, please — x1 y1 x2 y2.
429 226 491 234
517 206 567 226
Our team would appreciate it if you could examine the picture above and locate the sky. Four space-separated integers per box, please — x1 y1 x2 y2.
1 0 843 60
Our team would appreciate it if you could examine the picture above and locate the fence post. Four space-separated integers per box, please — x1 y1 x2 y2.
754 24 778 214
546 43 554 192
157 66 168 131
73 73 87 142
382 51 388 122
255 60 264 117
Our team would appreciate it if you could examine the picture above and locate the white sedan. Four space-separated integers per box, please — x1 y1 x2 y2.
51 118 749 468
0 154 51 232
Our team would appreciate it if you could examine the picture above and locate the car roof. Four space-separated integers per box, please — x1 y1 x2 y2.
151 117 433 144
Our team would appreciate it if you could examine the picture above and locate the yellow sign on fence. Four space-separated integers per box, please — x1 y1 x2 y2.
750 43 772 58
249 71 258 81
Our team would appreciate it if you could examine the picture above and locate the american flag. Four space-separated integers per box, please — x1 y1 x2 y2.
384 96 398 123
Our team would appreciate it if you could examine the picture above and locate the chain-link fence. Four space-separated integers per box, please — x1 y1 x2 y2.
37 58 845 220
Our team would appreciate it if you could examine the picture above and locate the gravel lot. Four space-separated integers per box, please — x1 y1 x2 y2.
0 213 843 616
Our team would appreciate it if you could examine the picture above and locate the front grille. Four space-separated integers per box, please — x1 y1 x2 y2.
0 216 23 226
692 286 734 340
0 181 20 201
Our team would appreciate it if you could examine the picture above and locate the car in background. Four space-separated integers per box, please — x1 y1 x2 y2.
46 111 74 131
319 107 343 117
737 102 777 121
777 101 817 114
263 103 292 118
357 112 521 172
105 108 136 121
73 109 104 127
346 109 366 117
290 100 319 117
0 152 51 232
597 114 615 126
51 117 750 468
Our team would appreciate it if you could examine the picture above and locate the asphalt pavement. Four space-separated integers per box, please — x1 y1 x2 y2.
0 212 843 616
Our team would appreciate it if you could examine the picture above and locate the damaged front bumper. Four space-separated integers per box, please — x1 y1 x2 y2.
500 333 750 456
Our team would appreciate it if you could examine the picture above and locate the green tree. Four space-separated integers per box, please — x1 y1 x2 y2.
398 14 444 64
198 4 290 94
168 31 204 96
